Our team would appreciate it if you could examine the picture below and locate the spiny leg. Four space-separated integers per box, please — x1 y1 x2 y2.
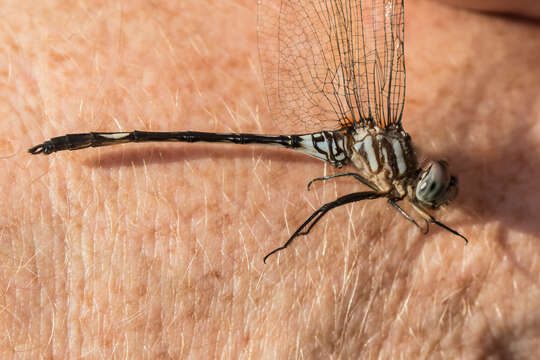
411 203 468 244
307 172 376 191
263 191 386 263
388 198 428 234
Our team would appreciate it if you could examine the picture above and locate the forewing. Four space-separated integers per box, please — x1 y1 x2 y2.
258 0 405 132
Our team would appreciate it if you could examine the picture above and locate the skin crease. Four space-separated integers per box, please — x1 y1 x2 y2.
438 0 540 19
2 0 540 358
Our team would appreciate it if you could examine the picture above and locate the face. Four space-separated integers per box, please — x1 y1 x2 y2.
414 161 458 209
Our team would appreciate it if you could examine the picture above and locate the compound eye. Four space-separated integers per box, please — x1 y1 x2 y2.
416 162 451 206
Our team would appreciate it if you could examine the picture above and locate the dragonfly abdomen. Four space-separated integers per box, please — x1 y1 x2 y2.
294 130 350 168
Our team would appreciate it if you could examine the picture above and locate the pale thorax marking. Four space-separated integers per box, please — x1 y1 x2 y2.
349 126 416 197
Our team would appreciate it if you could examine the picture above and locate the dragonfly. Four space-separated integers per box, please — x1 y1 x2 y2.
28 0 468 263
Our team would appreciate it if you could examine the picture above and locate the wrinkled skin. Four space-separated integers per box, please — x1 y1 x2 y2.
3 0 540 358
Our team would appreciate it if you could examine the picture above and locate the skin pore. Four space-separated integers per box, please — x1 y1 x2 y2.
3 0 540 357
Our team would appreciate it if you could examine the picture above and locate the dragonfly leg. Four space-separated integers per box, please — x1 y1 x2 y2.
307 172 376 191
387 198 428 234
411 203 468 244
263 191 386 263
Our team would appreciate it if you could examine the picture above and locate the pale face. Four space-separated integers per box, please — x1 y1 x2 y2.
414 161 458 209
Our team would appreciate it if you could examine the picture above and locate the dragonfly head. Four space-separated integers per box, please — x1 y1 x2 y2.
414 161 458 209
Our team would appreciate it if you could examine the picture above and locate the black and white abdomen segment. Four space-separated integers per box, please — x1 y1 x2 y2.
348 127 417 194
295 131 350 167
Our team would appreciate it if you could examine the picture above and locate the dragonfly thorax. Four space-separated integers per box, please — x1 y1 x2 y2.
345 126 459 210
346 126 417 198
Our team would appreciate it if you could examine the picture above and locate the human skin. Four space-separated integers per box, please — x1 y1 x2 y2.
2 0 540 358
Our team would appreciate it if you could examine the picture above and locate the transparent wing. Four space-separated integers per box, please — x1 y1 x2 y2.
258 0 405 133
